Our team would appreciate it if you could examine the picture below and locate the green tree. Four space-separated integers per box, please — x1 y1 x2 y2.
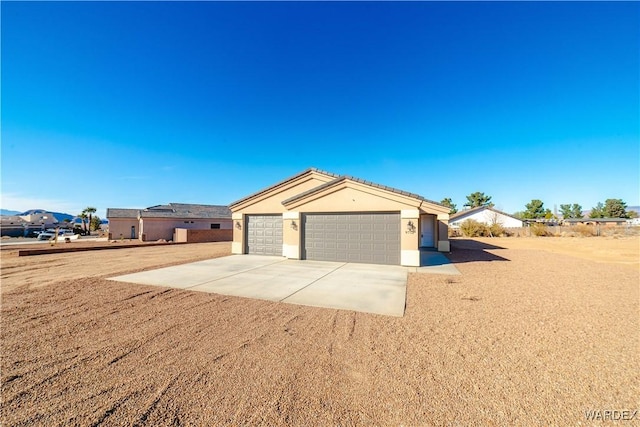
82 207 97 235
90 215 102 232
571 204 583 219
559 203 583 219
604 198 628 218
79 211 88 235
523 199 546 219
464 192 492 208
440 198 458 214
589 202 605 218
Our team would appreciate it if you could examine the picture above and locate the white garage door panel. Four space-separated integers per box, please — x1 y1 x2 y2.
303 213 401 265
246 215 283 256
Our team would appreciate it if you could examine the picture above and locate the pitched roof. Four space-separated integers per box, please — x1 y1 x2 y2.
281 175 445 208
563 217 629 223
107 204 231 219
228 167 340 208
0 215 26 224
106 208 140 219
140 203 231 219
450 205 521 222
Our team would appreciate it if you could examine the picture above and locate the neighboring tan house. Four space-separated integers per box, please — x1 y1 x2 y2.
229 168 450 267
449 206 523 229
107 203 232 242
19 210 59 228
563 217 631 227
0 215 28 237
0 211 60 237
106 208 140 240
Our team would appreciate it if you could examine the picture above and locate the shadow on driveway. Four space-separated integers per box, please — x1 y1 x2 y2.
445 238 510 264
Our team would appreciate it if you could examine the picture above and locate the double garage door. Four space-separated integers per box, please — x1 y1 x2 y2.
246 212 401 265
303 213 401 265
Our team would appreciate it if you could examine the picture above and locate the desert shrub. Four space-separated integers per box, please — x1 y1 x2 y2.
530 223 549 236
448 228 461 238
460 219 486 237
487 223 506 237
573 224 596 237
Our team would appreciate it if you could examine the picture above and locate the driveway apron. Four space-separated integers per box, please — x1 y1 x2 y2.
109 255 408 316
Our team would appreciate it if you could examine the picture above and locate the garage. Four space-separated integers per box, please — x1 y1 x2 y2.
246 215 283 255
302 212 401 265
230 168 451 266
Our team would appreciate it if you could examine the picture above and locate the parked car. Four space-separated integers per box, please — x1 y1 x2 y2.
37 229 79 241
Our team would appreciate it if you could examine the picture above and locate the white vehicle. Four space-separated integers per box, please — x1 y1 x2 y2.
37 229 79 241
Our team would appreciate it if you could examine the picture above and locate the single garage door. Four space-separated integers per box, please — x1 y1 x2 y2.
246 215 283 256
303 213 401 265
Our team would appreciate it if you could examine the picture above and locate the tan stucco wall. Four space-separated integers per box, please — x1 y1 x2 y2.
231 213 244 254
437 213 450 252
141 218 232 241
231 173 333 214
401 210 420 251
283 182 421 212
400 210 421 266
108 218 139 240
174 228 232 243
282 211 301 259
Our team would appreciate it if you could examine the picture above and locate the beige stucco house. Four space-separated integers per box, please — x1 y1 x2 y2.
229 168 450 267
107 203 232 242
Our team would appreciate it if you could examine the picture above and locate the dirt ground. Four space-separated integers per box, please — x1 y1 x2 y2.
1 238 638 425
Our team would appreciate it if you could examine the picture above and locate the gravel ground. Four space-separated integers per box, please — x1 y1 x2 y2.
1 238 638 426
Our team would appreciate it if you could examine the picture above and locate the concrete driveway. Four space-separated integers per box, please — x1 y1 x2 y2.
109 255 410 317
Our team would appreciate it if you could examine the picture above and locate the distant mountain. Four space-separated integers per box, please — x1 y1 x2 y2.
51 212 75 222
1 209 76 222
20 209 75 222
0 209 21 216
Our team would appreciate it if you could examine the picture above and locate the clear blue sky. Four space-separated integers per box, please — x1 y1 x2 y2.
2 1 638 218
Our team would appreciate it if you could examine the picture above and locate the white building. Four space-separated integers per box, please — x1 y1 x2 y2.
449 206 523 229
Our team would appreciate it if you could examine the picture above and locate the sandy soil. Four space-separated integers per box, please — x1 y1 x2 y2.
1 238 638 425
466 235 640 269
0 242 232 293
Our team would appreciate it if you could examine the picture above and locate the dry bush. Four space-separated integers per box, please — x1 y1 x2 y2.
487 223 506 237
572 224 596 237
530 223 549 236
459 219 486 237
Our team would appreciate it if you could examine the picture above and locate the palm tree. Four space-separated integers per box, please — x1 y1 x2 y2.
83 207 97 234
79 211 88 235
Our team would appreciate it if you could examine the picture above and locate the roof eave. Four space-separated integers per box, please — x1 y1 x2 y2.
229 167 339 210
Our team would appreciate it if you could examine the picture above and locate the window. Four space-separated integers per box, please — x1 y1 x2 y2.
211 224 220 229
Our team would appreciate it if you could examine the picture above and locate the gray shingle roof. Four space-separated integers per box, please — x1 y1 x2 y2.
563 217 629 223
106 208 140 219
140 203 231 219
229 167 340 208
107 204 231 219
281 175 445 207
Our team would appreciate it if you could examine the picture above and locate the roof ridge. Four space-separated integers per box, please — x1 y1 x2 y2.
282 174 445 207
450 205 521 221
229 167 340 208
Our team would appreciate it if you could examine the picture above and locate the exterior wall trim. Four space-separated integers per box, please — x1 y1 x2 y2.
401 209 420 219
401 250 420 267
